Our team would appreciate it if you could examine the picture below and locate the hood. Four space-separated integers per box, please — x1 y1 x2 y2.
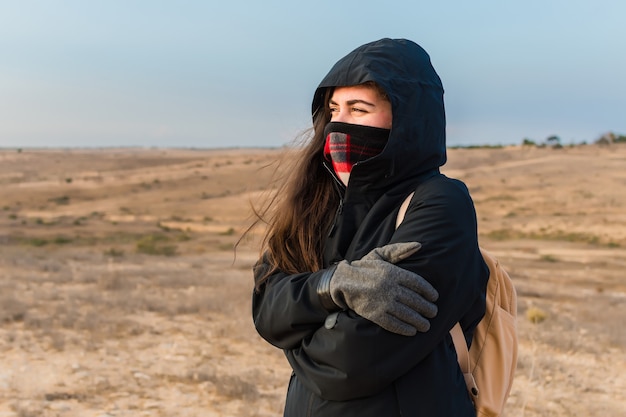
312 38 447 190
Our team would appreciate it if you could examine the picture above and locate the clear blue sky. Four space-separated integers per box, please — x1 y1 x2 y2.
1 1 624 148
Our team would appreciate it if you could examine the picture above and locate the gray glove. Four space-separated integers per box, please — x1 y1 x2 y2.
319 242 439 336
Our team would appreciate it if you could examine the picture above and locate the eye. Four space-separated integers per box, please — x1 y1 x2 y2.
351 107 366 113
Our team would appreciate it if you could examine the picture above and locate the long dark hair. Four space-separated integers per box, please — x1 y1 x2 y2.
248 89 336 288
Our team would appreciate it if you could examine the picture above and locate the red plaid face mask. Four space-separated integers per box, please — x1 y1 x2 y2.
323 122 390 185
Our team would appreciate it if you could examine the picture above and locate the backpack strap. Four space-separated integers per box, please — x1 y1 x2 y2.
450 323 479 397
396 191 479 398
395 191 415 229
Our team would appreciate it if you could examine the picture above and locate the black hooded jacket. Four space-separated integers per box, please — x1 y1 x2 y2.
253 38 489 417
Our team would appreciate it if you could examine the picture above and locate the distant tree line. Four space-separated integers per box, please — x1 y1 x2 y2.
521 131 626 148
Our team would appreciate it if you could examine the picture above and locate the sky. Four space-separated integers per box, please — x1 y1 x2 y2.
1 1 624 149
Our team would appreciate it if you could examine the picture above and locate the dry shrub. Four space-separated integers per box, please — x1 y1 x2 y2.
526 306 548 324
216 374 259 401
173 300 204 315
44 392 84 401
12 403 42 417
218 243 235 251
540 254 558 262
72 310 104 332
41 329 66 351
185 365 216 383
0 296 27 323
23 313 54 330
136 233 178 256
172 365 259 401
154 273 206 289
55 303 81 329
71 310 146 340
103 247 125 258
97 272 132 291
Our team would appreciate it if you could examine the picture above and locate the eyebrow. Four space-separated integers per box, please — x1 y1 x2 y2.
329 98 376 107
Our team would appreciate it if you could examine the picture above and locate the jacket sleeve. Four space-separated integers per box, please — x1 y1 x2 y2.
284 178 489 401
252 261 334 350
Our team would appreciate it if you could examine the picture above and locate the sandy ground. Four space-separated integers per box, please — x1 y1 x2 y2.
0 144 624 416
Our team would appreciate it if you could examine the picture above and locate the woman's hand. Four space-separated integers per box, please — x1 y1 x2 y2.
321 242 439 336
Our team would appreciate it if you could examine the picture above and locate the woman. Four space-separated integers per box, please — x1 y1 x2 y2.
252 38 488 416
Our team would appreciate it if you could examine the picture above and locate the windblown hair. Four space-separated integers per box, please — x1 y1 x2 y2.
250 82 388 289
251 110 335 288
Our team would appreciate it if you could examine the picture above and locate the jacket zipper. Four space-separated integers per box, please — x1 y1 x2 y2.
323 161 345 238
327 197 343 237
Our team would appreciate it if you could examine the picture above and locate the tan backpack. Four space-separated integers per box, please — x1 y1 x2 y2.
397 192 518 417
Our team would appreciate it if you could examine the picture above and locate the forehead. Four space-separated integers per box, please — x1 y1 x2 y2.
329 84 382 102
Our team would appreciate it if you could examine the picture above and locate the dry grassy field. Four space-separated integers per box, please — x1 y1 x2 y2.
0 144 624 416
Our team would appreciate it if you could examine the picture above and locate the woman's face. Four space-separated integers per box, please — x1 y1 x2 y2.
328 84 392 129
